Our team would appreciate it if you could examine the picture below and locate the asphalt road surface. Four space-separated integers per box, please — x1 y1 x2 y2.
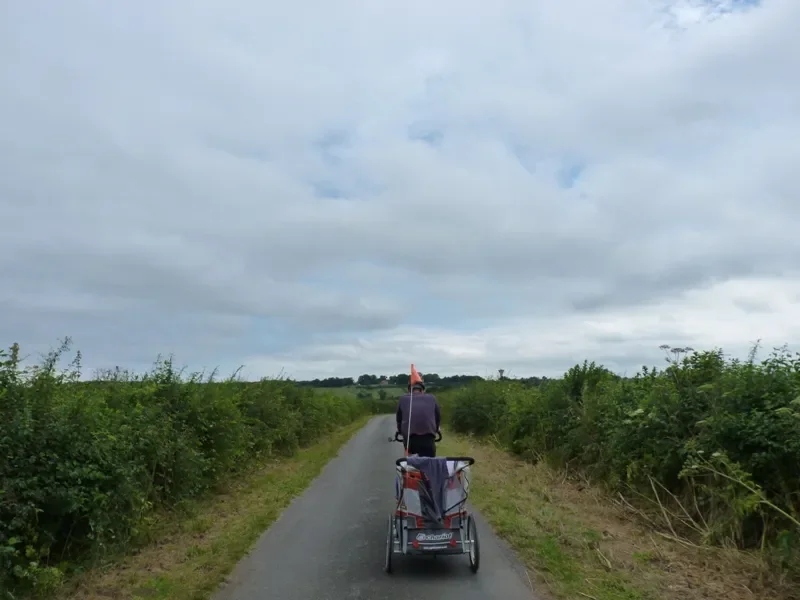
213 415 537 600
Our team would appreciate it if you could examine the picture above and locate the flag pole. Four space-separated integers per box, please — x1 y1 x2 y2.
405 363 415 457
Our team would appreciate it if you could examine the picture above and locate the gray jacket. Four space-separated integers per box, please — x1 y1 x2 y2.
396 392 441 437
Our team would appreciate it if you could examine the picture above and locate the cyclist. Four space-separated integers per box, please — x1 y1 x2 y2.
395 379 441 457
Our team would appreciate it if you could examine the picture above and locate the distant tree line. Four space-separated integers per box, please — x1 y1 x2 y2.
299 376 356 388
296 373 551 389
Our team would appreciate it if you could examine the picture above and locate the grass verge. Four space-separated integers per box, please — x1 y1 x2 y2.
439 432 793 600
52 417 370 600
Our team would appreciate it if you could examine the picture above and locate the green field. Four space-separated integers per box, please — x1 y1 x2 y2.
316 384 406 399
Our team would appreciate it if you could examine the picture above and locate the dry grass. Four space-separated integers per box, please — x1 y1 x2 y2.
438 432 797 600
51 418 370 600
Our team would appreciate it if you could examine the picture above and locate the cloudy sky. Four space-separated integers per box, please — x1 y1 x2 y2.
1 0 799 380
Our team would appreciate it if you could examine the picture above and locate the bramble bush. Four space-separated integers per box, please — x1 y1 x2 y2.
0 340 376 596
445 345 800 573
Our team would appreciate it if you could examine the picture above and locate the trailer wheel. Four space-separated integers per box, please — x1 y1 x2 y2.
467 515 480 573
384 517 394 574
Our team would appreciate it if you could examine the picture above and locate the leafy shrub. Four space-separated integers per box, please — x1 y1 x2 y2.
0 340 367 595
443 345 800 571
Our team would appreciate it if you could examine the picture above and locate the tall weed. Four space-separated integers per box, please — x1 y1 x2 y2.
444 345 800 576
0 340 370 596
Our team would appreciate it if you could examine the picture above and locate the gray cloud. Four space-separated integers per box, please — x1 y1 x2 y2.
1 0 799 378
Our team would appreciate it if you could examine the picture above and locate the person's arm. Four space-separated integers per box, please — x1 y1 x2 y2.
434 398 441 432
396 401 403 433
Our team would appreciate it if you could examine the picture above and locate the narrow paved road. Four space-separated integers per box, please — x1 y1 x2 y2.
214 415 537 600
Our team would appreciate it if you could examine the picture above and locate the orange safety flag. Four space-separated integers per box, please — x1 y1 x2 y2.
410 363 423 386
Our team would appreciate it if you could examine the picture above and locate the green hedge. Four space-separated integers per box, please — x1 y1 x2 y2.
444 346 800 570
0 341 367 595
